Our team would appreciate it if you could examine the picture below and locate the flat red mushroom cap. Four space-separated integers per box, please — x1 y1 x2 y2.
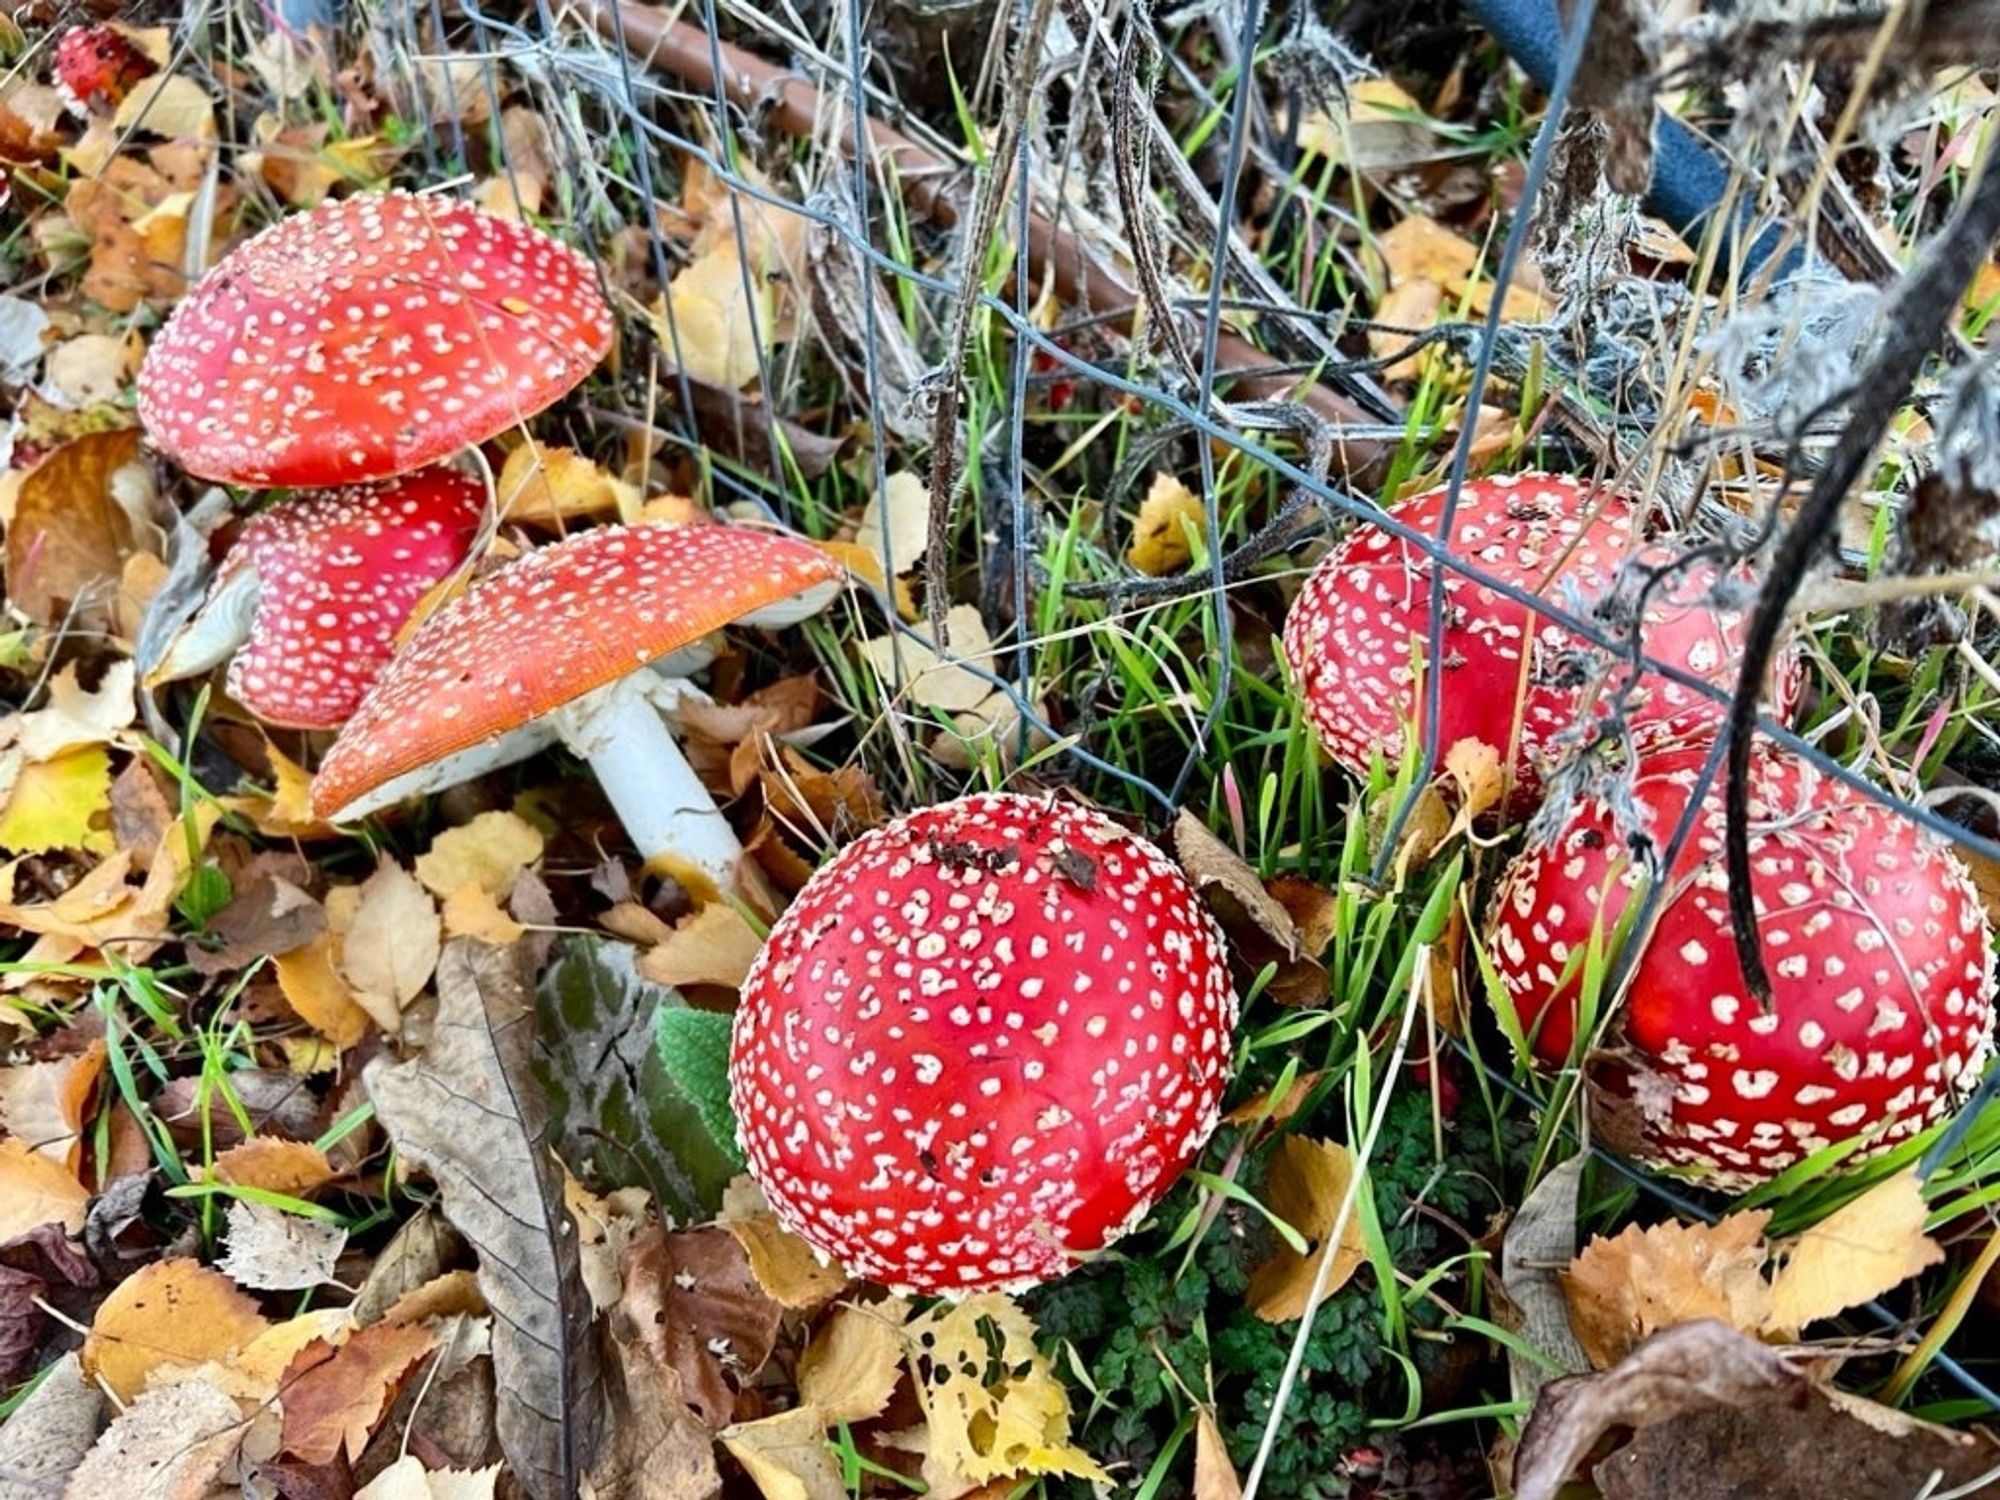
729 792 1239 1294
136 191 613 487
221 467 485 728
1280 473 1792 808
1485 745 1996 1187
310 523 843 820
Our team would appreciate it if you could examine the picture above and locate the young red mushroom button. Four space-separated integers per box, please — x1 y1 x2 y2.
54 26 150 115
310 523 843 897
729 791 1239 1295
1484 743 1997 1188
1280 472 1793 810
150 466 485 728
135 191 613 488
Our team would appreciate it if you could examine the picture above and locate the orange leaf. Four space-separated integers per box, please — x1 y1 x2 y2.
83 1257 270 1402
280 1321 438 1465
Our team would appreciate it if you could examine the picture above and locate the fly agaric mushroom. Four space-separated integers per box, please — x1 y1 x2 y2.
311 523 843 896
135 191 613 489
1280 472 1794 809
1484 743 1996 1187
54 26 150 115
729 791 1238 1294
151 466 485 728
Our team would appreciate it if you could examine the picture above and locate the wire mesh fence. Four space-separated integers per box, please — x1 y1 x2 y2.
343 0 2000 1423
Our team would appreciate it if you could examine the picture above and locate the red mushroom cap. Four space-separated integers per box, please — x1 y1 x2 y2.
1484 744 1997 1187
729 792 1239 1294
54 26 150 114
217 467 486 728
310 523 843 820
1280 473 1794 808
136 191 614 488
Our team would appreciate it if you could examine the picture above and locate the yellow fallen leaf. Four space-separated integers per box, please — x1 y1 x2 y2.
0 1135 89 1237
1127 471 1207 576
720 1406 847 1500
1247 1135 1371 1322
719 1178 851 1310
0 744 114 854
637 900 763 990
275 934 373 1049
413 811 545 901
442 885 526 946
906 1294 1109 1486
1443 735 1504 833
817 540 917 620
1295 76 1443 172
335 860 441 1032
797 1302 909 1426
857 470 930 576
354 1455 502 1500
495 442 633 526
1768 1169 1944 1333
658 240 775 390
857 604 995 713
112 73 216 140
83 1257 270 1402
13 659 138 762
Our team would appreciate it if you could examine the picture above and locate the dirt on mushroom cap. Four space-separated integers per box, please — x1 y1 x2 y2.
136 191 614 488
310 523 843 821
223 467 486 729
729 791 1240 1295
1485 744 1997 1187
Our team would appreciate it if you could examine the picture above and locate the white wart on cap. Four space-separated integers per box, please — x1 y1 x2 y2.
729 792 1239 1294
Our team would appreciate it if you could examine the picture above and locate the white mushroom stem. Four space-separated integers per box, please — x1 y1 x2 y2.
548 672 744 896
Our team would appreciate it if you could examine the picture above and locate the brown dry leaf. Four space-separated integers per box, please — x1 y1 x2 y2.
223 741 334 839
280 1321 439 1465
82 1256 270 1403
495 442 635 526
62 1378 247 1500
905 1295 1108 1487
719 1177 851 1310
0 1134 89 1237
1267 874 1341 960
414 811 546 901
1174 810 1299 960
275 934 374 1049
1368 277 1447 382
1247 1135 1371 1322
858 470 930 576
355 1455 503 1500
0 1050 91 1166
797 1301 909 1426
210 1137 337 1196
336 859 441 1033
1194 1408 1244 1500
1127 472 1207 576
620 1223 782 1429
1222 1070 1325 1129
3 429 146 632
1562 1212 1775 1369
720 1406 847 1500
636 901 763 990
1511 1320 2000 1500
1767 1169 1943 1333
381 1269 487 1327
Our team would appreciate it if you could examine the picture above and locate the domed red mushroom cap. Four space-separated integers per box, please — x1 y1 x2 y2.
136 191 613 488
1485 744 1996 1188
1280 473 1792 808
155 467 485 728
729 792 1238 1294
